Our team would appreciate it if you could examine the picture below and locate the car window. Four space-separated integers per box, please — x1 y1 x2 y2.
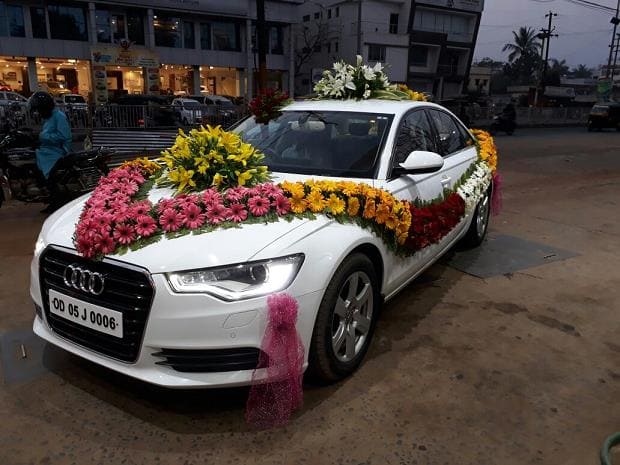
427 109 467 156
393 110 437 164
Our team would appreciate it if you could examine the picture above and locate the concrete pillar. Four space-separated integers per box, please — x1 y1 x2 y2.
146 9 156 49
192 65 201 95
27 57 39 93
88 2 97 45
288 24 295 98
245 18 253 100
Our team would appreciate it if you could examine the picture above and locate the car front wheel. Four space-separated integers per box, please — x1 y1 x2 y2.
308 253 379 383
461 187 491 247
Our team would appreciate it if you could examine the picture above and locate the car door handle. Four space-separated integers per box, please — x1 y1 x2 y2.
440 176 452 186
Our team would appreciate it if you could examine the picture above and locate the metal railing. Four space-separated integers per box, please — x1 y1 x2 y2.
0 103 248 132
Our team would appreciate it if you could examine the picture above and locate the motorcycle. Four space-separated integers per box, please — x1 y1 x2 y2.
0 128 112 209
490 114 516 135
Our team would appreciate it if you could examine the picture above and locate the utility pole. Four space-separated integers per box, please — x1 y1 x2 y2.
256 0 268 93
356 0 362 55
606 0 620 79
542 11 558 86
534 12 557 106
611 33 620 84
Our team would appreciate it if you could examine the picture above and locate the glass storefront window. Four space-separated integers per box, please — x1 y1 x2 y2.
30 7 47 38
96 9 111 43
112 14 125 43
200 23 211 50
183 21 194 49
212 21 239 51
8 4 24 37
127 11 144 45
270 25 283 55
154 13 181 48
48 4 88 41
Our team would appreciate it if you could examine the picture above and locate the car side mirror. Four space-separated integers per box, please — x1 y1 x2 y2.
394 150 444 176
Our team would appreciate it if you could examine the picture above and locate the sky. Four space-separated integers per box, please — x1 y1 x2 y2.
474 0 619 69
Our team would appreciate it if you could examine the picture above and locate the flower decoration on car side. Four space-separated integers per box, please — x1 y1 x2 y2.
158 125 270 193
397 84 428 102
248 88 291 125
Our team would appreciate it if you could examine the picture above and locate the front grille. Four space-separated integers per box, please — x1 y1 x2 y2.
152 348 262 373
39 247 154 362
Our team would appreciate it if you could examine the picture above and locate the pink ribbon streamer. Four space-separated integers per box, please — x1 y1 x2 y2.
246 293 304 428
491 172 503 216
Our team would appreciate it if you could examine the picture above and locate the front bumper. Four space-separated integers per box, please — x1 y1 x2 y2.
31 250 324 388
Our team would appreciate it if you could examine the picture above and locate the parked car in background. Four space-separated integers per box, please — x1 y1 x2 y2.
111 94 177 128
0 80 12 91
39 81 71 98
171 98 203 125
588 102 620 131
58 94 88 109
0 91 28 107
58 94 89 127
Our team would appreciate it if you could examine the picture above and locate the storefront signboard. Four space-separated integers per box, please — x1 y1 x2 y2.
93 66 108 104
91 43 160 68
146 68 161 95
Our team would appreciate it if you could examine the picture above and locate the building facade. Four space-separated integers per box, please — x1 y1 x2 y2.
295 0 484 101
0 0 300 102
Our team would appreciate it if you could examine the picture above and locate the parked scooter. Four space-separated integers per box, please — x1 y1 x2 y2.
0 128 111 209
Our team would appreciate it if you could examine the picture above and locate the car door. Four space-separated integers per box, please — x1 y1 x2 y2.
426 108 477 192
378 109 451 294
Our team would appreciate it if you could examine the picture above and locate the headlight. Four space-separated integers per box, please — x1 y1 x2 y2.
166 254 304 301
34 235 46 258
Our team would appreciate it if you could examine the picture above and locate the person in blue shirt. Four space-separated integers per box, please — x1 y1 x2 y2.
28 91 72 213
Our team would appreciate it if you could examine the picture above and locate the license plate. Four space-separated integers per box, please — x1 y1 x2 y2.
48 289 123 338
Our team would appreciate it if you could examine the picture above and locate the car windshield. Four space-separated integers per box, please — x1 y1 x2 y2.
216 99 233 107
233 111 393 178
65 95 85 103
182 101 200 107
47 82 61 89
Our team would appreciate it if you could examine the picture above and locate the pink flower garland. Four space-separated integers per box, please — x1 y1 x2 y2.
74 165 292 258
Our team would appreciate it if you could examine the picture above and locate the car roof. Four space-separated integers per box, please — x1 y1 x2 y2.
283 98 439 117
173 98 199 102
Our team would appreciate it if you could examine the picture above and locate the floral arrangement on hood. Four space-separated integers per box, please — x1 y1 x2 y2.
314 55 410 101
158 125 269 192
248 88 291 125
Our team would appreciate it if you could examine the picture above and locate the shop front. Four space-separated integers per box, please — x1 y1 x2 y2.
91 43 160 102
0 57 91 98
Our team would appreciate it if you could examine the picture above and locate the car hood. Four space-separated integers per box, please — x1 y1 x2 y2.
41 172 361 273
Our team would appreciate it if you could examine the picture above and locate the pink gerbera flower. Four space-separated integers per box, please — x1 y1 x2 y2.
225 187 248 203
273 194 291 215
135 215 157 237
96 234 116 255
156 198 176 213
159 208 183 232
227 203 248 222
182 204 206 229
94 213 114 231
113 223 136 245
202 189 223 207
206 203 228 224
248 196 271 217
131 200 153 217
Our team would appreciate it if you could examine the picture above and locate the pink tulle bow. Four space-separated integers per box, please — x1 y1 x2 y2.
245 293 305 429
491 172 503 216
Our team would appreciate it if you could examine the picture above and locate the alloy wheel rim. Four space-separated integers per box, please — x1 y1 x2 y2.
476 193 490 238
331 271 373 363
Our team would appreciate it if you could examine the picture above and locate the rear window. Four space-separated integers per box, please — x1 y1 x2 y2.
65 95 85 104
592 105 609 112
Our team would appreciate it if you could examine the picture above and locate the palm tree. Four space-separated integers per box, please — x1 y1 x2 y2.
570 64 593 78
502 27 541 63
550 59 570 77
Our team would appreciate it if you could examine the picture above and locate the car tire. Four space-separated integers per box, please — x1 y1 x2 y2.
307 253 380 383
460 186 491 248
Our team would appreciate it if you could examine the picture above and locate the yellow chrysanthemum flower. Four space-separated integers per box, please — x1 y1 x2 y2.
363 198 376 220
347 196 360 216
326 194 346 215
374 203 391 224
339 182 360 197
290 197 307 214
306 189 326 213
281 181 305 199
385 213 399 230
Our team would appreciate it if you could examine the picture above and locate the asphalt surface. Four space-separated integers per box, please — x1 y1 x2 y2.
1 127 619 465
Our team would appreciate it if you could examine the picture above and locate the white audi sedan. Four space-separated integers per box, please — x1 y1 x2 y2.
31 99 490 388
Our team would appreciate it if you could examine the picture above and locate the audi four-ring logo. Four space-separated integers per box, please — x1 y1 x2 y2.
63 264 106 295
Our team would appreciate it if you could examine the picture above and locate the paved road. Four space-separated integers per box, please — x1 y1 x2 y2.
1 127 619 465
